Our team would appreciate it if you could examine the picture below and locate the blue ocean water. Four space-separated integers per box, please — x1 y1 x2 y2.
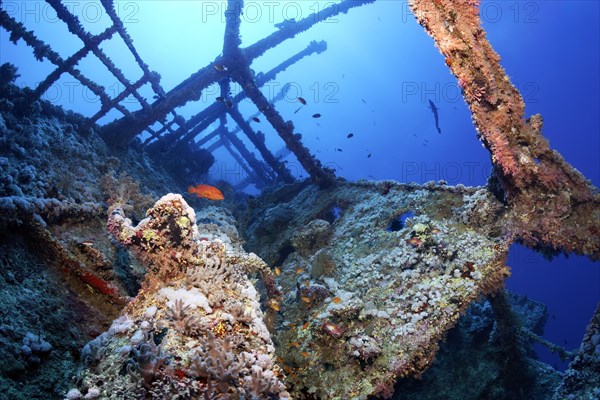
1 0 598 374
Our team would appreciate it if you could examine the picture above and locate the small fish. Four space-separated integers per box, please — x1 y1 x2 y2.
412 133 417 137
406 237 422 247
290 341 300 347
347 133 354 138
367 153 372 158
214 64 226 71
424 139 429 143
422 143 428 147
322 321 342 337
295 267 304 274
332 297 342 304
224 99 233 109
302 321 309 330
274 267 281 276
316 123 321 127
336 148 343 152
428 99 442 134
301 296 311 303
252 117 260 123
298 97 307 105
300 351 310 358
361 99 367 104
312 113 321 118
187 184 224 200
269 302 280 311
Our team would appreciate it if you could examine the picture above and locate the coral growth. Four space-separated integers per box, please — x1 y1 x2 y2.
243 180 512 398
73 193 289 398
554 303 600 399
408 0 599 260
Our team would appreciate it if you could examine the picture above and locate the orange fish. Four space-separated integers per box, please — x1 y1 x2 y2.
302 321 309 330
290 341 300 347
274 267 281 276
406 237 422 247
332 297 342 304
300 351 310 358
295 267 304 274
187 184 224 201
269 302 280 311
301 296 311 303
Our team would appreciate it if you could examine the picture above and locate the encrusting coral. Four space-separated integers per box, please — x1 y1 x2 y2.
408 0 599 259
243 180 513 398
71 193 289 399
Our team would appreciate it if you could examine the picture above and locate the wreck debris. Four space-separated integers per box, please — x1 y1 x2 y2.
77 194 289 398
1 0 370 188
553 303 600 400
243 180 513 398
408 0 599 259
100 0 370 187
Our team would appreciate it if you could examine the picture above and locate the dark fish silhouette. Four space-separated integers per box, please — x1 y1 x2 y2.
312 113 321 118
252 117 260 123
361 99 367 104
347 133 354 138
428 99 442 134
367 153 372 158
336 148 343 152
294 97 307 114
